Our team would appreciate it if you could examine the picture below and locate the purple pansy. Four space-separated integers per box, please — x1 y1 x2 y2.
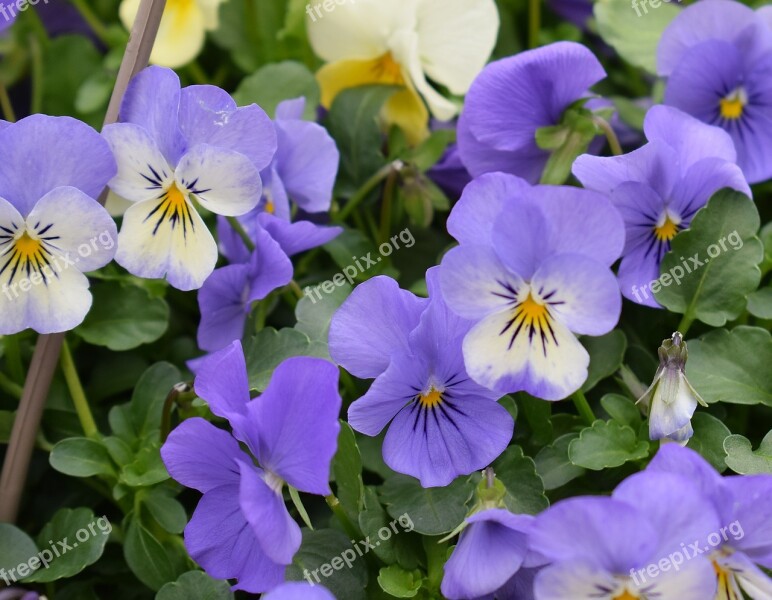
530 468 722 599
103 66 277 290
196 98 341 352
438 172 624 400
647 444 772 599
0 115 117 334
657 0 772 183
329 268 514 487
441 508 541 600
263 583 335 600
573 105 750 308
457 41 606 183
161 343 341 593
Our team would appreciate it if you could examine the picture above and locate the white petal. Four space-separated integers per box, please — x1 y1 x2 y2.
648 371 698 440
197 0 225 28
640 557 718 600
115 196 217 291
26 187 118 272
415 0 499 94
462 306 589 399
534 561 620 600
175 144 262 217
721 551 772 600
103 123 175 203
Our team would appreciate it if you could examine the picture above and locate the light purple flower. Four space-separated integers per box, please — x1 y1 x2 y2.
573 104 750 308
658 0 772 183
161 343 342 593
647 444 772 599
441 508 541 600
457 41 606 183
438 172 624 400
263 582 335 600
330 268 514 487
0 115 117 334
0 1 17 32
103 66 277 290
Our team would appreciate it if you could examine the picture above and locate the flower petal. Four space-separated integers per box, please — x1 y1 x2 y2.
263 583 336 600
533 561 623 600
648 371 700 440
193 339 251 423
257 213 342 257
196 262 253 353
638 557 718 600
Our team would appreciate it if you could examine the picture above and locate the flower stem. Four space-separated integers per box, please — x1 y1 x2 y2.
571 389 596 425
160 382 193 443
227 216 256 252
335 161 401 223
3 336 24 384
288 280 304 300
0 372 23 399
60 341 98 439
593 116 623 156
28 35 44 115
528 0 541 49
325 493 360 540
676 313 694 337
379 169 397 246
186 61 209 85
70 0 111 46
0 85 15 122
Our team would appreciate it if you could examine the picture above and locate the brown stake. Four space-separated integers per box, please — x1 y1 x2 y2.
0 0 167 523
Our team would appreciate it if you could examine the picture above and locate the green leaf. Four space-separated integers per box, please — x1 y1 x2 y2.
380 475 474 536
75 283 170 351
26 508 110 582
402 129 456 172
517 393 553 446
333 422 365 524
594 0 680 74
746 287 772 319
359 487 397 564
686 412 731 472
50 438 116 478
120 442 170 487
124 515 181 591
129 362 183 440
0 410 13 443
568 420 650 470
534 433 586 490
295 283 352 348
686 326 772 406
600 393 642 428
244 327 327 391
286 529 368 600
582 330 627 392
322 227 388 278
233 61 319 119
724 431 772 475
377 564 422 598
327 85 399 192
102 436 134 467
156 571 234 600
0 524 39 581
654 190 763 326
491 446 549 514
143 490 188 535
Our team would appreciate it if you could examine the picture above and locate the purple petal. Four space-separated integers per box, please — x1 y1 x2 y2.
161 417 243 493
275 97 307 121
329 276 427 379
723 475 772 564
193 340 251 422
197 263 253 353
491 201 550 280
262 582 336 600
0 115 116 216
245 357 341 495
669 157 750 220
257 213 342 257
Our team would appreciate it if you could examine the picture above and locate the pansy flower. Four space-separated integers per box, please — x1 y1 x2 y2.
530 470 722 600
0 115 117 334
119 0 225 68
438 172 624 400
457 41 606 183
307 0 499 143
197 98 341 352
647 444 772 599
103 66 276 291
573 105 750 308
657 0 772 183
263 583 335 600
329 268 514 487
161 343 342 593
441 508 541 600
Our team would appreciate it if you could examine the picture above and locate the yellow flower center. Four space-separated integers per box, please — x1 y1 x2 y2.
372 52 405 85
14 231 42 259
146 183 195 236
418 388 443 409
613 592 639 600
264 199 275 214
519 293 549 323
712 560 741 600
654 215 679 242
719 88 747 120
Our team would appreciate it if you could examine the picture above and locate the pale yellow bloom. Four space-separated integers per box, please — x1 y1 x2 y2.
120 0 225 68
307 0 499 143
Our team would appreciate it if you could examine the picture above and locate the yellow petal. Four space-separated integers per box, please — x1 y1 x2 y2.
384 87 429 145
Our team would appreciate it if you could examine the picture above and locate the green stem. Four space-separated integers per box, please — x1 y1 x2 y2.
423 536 448 593
0 85 15 122
593 116 623 156
28 35 44 115
379 169 397 246
70 0 111 46
60 341 98 439
325 493 360 540
676 313 694 337
571 389 596 425
3 336 24 384
335 162 400 222
227 216 255 252
0 372 23 399
186 61 209 85
528 0 541 49
288 280 304 300
253 298 269 332
160 383 194 443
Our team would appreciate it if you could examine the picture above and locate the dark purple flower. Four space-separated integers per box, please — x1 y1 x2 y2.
161 344 342 593
573 105 750 308
457 41 606 183
658 0 772 183
330 268 514 487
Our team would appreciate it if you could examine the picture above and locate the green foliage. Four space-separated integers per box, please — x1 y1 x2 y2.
569 420 650 470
